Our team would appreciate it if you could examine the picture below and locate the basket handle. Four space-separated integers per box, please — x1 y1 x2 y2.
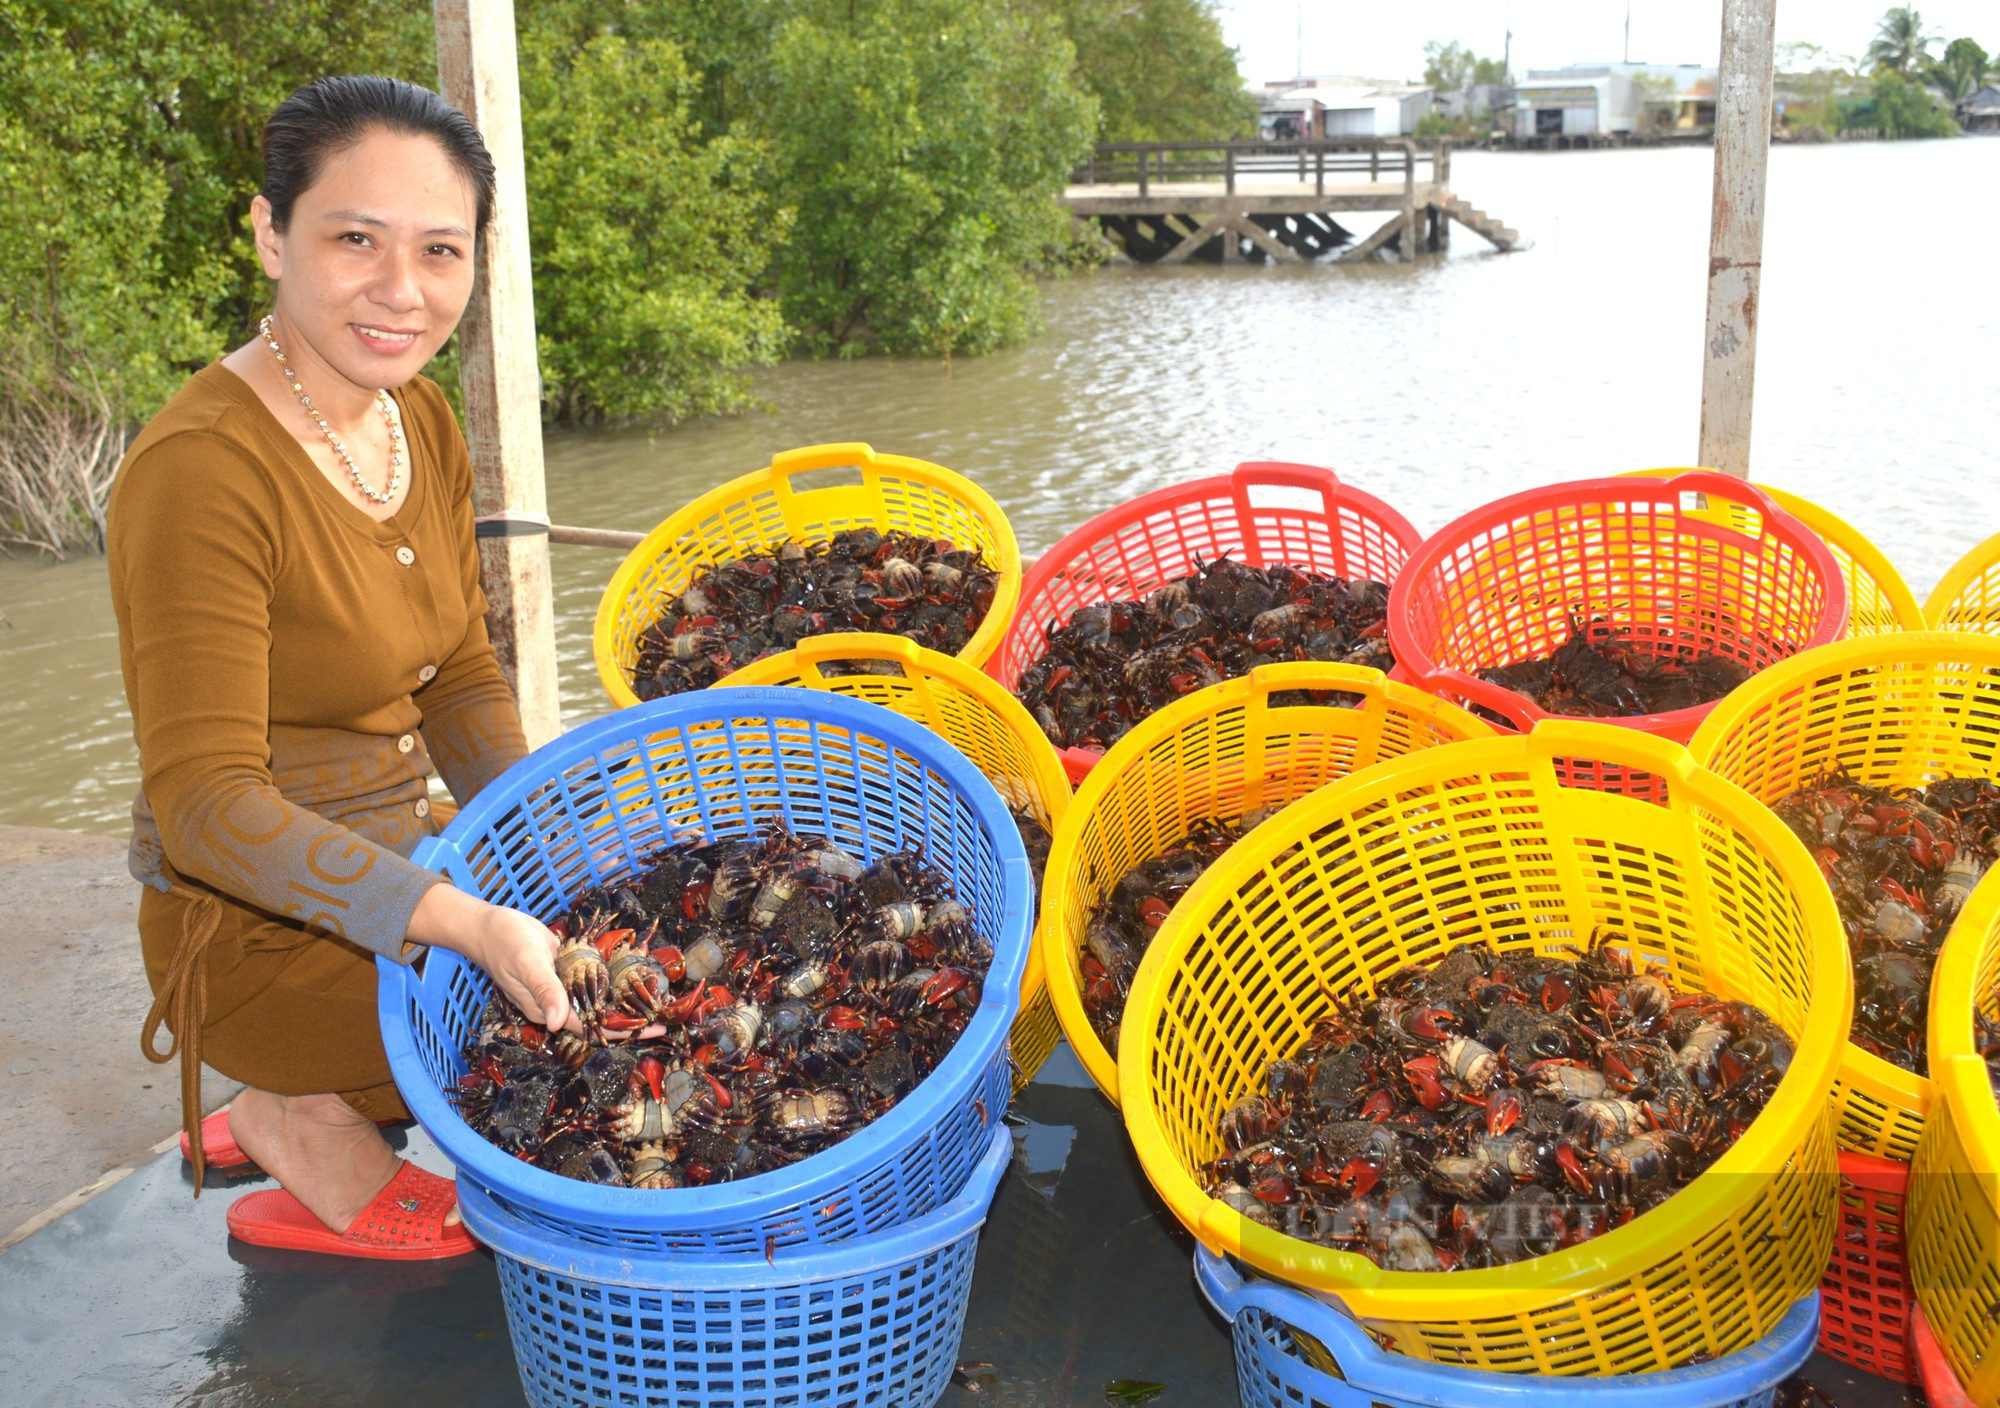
1523 717 1699 784
1649 469 1788 537
785 632 924 683
1417 665 1546 731
1193 1248 1377 1354
1230 461 1339 514
767 443 882 505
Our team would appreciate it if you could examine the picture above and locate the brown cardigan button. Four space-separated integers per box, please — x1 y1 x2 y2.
394 545 416 566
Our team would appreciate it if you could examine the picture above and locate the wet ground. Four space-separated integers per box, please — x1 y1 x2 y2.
0 1034 1926 1408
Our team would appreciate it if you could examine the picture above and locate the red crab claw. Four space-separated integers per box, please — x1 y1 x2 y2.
692 1042 721 1067
825 1005 868 1030
1408 1006 1458 1041
1250 1175 1296 1206
636 1055 665 1102
1337 1158 1382 1199
1044 665 1074 690
1485 1088 1523 1136
700 1069 735 1109
921 968 971 1006
696 987 734 1023
547 919 571 941
1537 973 1572 1012
682 879 713 921
599 1012 646 1033
1718 1048 1751 1089
1602 1051 1642 1091
660 979 710 1024
1812 847 1840 883
1359 1089 1395 1122
1432 1246 1460 1271
1878 877 1927 914
591 926 634 956
1556 1143 1593 1194
1138 896 1173 928
1357 618 1387 639
1403 1055 1449 1111
649 945 687 982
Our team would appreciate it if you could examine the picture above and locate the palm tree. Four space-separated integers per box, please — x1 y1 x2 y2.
1928 37 1990 102
1865 6 1940 74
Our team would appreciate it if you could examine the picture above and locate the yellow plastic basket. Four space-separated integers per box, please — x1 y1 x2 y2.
1908 868 2000 1408
1926 528 2000 636
1688 632 2000 1160
593 443 1022 710
1622 469 1925 637
1120 721 1850 1376
1040 663 1493 1106
716 634 1070 1092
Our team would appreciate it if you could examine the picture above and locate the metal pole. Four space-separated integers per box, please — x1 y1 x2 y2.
1697 0 1777 478
433 0 563 745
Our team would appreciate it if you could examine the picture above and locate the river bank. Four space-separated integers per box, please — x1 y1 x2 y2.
2 139 1996 836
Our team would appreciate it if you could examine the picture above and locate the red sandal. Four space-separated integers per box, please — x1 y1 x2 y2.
182 1108 403 1172
226 1161 478 1261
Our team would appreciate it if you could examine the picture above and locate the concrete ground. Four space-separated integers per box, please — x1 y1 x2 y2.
0 825 239 1247
0 825 1931 1407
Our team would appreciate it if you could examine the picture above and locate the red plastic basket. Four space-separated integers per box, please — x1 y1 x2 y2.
1913 1301 1980 1408
989 462 1422 782
1386 470 1849 743
1818 1151 1917 1384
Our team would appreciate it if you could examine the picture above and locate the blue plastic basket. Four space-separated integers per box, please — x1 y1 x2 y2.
377 687 1032 1257
461 1125 1012 1408
1194 1249 1819 1408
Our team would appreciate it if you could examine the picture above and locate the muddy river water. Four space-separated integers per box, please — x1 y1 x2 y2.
4 139 1997 835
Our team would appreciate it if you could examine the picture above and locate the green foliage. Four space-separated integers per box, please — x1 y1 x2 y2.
517 26 785 423
1865 6 1939 75
1853 68 1961 135
1036 0 1256 143
1422 40 1505 92
1929 37 1990 102
749 0 1097 359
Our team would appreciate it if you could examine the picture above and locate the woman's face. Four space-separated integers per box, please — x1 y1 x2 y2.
252 126 479 392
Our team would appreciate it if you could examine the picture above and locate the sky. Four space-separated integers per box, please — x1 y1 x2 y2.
1216 1 1998 86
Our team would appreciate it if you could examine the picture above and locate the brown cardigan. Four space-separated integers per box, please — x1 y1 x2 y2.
108 362 529 961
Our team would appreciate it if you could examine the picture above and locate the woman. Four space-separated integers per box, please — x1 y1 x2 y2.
108 76 569 1260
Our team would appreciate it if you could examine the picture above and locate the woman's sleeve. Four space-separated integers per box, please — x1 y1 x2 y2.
111 435 444 961
413 399 530 805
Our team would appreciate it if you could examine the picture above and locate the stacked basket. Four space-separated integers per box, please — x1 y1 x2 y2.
717 634 1071 1091
1038 662 1493 1105
1927 528 2000 635
594 442 1021 710
1908 868 2000 1408
1387 470 1850 745
378 689 1035 1408
1119 722 1849 1379
989 462 1422 782
1690 633 2000 1384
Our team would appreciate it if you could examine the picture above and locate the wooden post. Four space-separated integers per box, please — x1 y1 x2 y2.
1697 0 1777 478
434 0 562 746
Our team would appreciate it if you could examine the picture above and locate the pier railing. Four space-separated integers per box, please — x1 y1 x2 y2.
1070 139 1449 198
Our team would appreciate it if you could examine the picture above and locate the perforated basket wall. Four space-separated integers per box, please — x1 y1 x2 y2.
1621 470 1923 638
988 461 1421 782
1388 470 1849 741
1688 631 2000 1160
1120 722 1851 1376
718 634 1071 1092
462 1126 1011 1408
1040 663 1492 1105
1196 1250 1821 1408
377 688 1031 1257
1816 1152 1916 1383
1913 1300 1983 1408
593 442 1021 710
1927 529 2000 636
1907 869 2000 1408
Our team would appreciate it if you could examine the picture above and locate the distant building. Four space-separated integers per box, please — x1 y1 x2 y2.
1256 78 1434 138
1515 62 1714 140
1961 84 2000 132
1434 83 1515 124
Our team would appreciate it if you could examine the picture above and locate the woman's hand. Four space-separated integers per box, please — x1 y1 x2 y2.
407 883 572 1031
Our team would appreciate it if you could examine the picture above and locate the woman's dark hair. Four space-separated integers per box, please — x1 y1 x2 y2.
262 75 498 239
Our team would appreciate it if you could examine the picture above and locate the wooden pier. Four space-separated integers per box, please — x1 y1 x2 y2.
1064 140 1520 264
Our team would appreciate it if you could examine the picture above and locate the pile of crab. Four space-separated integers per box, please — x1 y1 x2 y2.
1014 558 1392 754
1476 614 1757 721
630 528 1000 699
455 822 993 1189
1202 934 1790 1271
1080 816 1258 1055
1771 771 2000 1075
